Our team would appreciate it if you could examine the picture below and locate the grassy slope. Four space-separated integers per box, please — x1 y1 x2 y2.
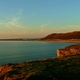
1 54 80 80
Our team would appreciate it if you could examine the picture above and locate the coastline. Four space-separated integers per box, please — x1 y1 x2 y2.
0 40 80 80
0 39 80 43
0 54 80 80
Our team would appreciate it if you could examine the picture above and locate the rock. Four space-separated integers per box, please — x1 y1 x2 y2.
0 64 12 80
57 44 80 57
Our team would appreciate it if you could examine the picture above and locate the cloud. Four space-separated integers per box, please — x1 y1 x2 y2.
7 18 19 27
7 18 29 34
40 23 50 32
0 16 29 35
0 8 31 35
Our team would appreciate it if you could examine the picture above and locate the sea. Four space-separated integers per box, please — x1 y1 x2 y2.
0 41 73 65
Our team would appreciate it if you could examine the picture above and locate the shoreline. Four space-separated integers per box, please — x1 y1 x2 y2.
0 39 80 42
0 54 80 80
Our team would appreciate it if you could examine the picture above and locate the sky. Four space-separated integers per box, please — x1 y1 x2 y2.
0 0 80 39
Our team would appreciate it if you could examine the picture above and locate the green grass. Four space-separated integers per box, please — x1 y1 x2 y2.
1 54 80 80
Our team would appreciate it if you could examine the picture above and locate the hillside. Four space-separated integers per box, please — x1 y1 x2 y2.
0 54 80 80
41 31 80 40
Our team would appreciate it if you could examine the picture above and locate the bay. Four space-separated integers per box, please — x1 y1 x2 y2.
0 41 73 65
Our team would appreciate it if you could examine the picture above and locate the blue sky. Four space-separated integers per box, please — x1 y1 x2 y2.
0 0 80 38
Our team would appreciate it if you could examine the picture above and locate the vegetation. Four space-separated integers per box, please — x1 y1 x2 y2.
41 31 80 40
0 54 80 80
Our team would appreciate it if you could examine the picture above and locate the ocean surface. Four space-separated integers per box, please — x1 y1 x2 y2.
0 41 73 65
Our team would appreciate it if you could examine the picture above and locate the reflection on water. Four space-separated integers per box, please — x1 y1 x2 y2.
0 41 72 65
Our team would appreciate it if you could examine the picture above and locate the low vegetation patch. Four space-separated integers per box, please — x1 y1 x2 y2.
0 54 80 80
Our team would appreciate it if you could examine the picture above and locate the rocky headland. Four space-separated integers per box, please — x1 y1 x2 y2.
57 44 80 57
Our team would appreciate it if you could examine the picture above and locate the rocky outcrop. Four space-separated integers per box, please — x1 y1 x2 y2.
0 63 12 80
57 44 80 57
41 31 80 40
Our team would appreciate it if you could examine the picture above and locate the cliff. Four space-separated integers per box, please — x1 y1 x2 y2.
57 44 80 57
41 31 80 40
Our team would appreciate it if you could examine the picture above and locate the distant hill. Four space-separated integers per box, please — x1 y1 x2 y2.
41 31 80 40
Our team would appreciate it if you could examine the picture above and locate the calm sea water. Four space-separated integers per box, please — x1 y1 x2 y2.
0 41 73 65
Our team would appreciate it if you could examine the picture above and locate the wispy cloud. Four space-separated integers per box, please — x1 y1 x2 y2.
40 23 50 32
0 11 29 35
0 9 28 34
7 18 19 27
6 17 29 34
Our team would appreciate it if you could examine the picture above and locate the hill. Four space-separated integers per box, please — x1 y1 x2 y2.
0 54 80 80
41 31 80 40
